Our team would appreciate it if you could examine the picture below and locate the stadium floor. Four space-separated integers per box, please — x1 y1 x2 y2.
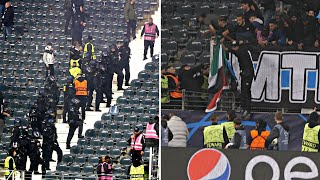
24 8 161 179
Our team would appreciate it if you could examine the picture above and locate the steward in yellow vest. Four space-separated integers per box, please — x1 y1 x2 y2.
83 35 96 60
302 112 320 152
161 72 170 103
129 159 145 180
203 114 229 149
221 110 237 141
4 148 17 178
69 62 82 78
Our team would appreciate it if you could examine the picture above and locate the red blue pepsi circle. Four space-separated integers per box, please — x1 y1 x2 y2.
187 149 231 180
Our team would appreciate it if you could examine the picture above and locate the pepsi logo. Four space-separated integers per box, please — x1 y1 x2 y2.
187 149 231 180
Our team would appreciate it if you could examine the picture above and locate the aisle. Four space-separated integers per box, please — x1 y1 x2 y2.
30 8 161 179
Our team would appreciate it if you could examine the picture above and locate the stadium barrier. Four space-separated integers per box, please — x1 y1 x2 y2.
162 147 320 180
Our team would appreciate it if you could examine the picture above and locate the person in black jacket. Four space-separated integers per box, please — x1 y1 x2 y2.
64 0 73 35
2 1 14 38
261 0 276 26
179 64 205 92
0 0 9 17
71 10 86 45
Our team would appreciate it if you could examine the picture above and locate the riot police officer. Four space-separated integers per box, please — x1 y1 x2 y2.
44 76 60 111
42 118 62 170
63 76 76 123
110 44 124 90
27 131 46 176
100 50 113 107
119 38 131 86
87 60 102 111
12 124 29 171
29 103 42 133
84 65 94 111
66 98 84 149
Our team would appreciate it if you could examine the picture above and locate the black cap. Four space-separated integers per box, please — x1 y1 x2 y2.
227 110 237 121
309 112 319 122
134 127 140 132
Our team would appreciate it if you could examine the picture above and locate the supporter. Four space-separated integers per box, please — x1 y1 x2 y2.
203 113 229 149
303 10 318 47
197 13 218 38
71 8 86 45
257 27 272 46
284 13 304 49
64 0 73 35
225 118 246 149
261 0 276 26
249 14 264 30
240 0 263 23
301 111 320 152
0 0 9 17
316 12 320 48
267 19 287 46
223 14 256 44
124 0 137 40
179 64 205 92
0 106 11 135
161 66 170 104
247 119 270 150
161 114 173 147
265 111 290 151
72 0 84 14
217 16 235 43
42 42 55 77
167 113 189 147
165 66 182 101
2 1 14 38
221 110 237 141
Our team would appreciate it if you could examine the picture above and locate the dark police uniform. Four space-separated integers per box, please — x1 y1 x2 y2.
27 136 45 175
62 77 76 123
110 45 124 90
66 99 84 149
119 39 131 86
85 66 95 111
42 120 62 170
100 50 113 107
71 10 85 45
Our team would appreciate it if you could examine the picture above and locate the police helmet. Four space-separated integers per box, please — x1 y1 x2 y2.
123 38 130 46
85 66 93 74
67 76 74 84
110 44 117 52
14 118 21 127
99 64 106 72
71 98 81 105
33 131 41 138
12 142 19 149
46 109 56 118
47 75 56 83
101 50 109 58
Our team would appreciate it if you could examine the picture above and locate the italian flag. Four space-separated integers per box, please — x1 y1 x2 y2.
205 44 228 113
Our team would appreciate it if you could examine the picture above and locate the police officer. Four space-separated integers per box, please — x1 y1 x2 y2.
301 111 320 152
71 8 86 45
62 76 76 123
110 44 124 90
4 148 17 180
42 118 62 170
145 116 159 147
44 76 60 111
27 131 46 176
90 60 102 111
74 73 88 120
12 125 29 171
29 103 42 134
119 38 131 86
100 50 113 107
127 127 145 163
140 17 159 60
83 35 96 62
84 65 94 111
265 111 290 151
203 114 229 149
225 118 247 149
66 98 84 149
36 91 47 131
221 110 237 141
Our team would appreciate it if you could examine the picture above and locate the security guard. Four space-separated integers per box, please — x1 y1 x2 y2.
69 62 82 78
99 55 112 107
110 44 124 90
221 110 237 141
119 38 131 86
127 127 145 162
265 111 290 151
66 98 84 149
203 114 229 149
74 73 88 120
247 119 270 150
145 116 159 147
165 66 182 100
4 148 17 180
70 41 82 68
83 35 96 61
301 111 320 152
225 118 247 149
62 76 75 123
161 66 170 104
129 158 145 180
140 17 159 60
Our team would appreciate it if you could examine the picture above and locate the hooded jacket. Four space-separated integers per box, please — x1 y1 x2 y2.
124 2 137 21
43 45 55 65
167 116 189 147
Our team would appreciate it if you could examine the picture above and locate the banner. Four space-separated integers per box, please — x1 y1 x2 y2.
230 50 320 109
162 148 320 180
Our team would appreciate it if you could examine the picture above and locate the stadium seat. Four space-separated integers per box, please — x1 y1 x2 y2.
69 164 81 173
90 138 102 148
116 96 128 105
166 17 183 29
130 79 141 88
140 115 151 123
119 123 131 131
181 52 196 66
85 129 96 138
123 89 135 97
120 158 131 166
127 115 138 123
129 97 140 106
186 41 203 57
163 41 177 56
142 98 153 106
82 146 95 156
120 106 132 115
161 29 170 40
62 154 74 166
94 121 103 130
56 163 68 172
103 140 114 149
83 164 94 173
111 131 123 139
101 113 112 122
88 156 100 167
77 138 89 147
145 62 157 72
116 140 128 150
98 129 110 139
109 148 121 159
161 53 169 65
134 106 145 114
96 148 108 156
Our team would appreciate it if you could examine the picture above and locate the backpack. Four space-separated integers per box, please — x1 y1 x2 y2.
109 105 119 116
